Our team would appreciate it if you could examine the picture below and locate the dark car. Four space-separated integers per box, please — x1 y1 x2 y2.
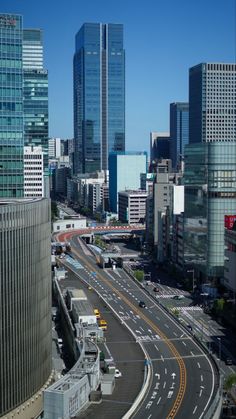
225 358 233 365
153 287 160 293
139 301 146 308
186 324 193 331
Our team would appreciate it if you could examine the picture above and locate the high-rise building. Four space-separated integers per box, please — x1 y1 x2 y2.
184 62 236 282
169 102 189 170
184 142 236 280
0 198 52 417
23 29 49 196
109 151 147 213
189 63 236 144
0 14 24 197
150 132 170 170
73 23 125 174
24 145 44 197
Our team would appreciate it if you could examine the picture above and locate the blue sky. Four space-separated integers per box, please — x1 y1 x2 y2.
1 0 235 152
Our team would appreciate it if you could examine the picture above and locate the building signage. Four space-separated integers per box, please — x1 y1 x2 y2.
224 215 236 230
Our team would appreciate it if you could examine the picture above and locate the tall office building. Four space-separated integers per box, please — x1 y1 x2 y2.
184 63 236 281
73 23 125 174
169 102 189 170
0 198 52 417
189 63 236 144
23 29 49 196
109 151 147 213
150 132 170 170
0 14 24 197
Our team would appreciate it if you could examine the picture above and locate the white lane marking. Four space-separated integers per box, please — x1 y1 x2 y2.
165 323 169 328
193 405 198 414
119 311 124 315
197 362 201 368
155 373 160 379
182 341 186 346
154 344 159 351
199 389 202 397
151 391 158 399
157 397 161 405
165 368 167 375
156 316 160 320
171 372 176 379
155 382 160 390
201 375 203 382
161 355 164 362
145 401 153 409
173 332 177 337
170 382 175 389
167 390 173 398
148 329 152 333
190 351 194 356
140 326 144 331
132 318 137 323
163 381 166 389
147 415 152 419
135 330 142 334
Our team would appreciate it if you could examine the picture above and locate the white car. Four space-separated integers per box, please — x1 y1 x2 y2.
115 369 122 378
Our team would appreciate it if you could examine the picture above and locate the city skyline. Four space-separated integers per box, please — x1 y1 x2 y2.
0 0 235 153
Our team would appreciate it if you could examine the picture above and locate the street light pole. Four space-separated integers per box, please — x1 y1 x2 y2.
217 337 221 362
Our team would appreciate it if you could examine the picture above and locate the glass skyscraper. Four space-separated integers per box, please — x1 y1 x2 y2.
184 62 236 282
0 14 24 197
23 29 49 195
184 142 236 280
73 23 125 174
170 102 189 170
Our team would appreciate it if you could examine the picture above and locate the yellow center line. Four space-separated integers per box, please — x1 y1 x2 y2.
58 232 187 418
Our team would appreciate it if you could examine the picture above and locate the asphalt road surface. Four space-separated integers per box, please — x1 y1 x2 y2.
57 233 220 419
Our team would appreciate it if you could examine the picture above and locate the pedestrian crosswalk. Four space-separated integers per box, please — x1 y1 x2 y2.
65 256 83 269
173 306 203 312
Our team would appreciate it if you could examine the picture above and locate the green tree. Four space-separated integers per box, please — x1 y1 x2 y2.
51 201 58 221
213 298 225 316
134 270 144 282
172 308 180 318
224 373 236 392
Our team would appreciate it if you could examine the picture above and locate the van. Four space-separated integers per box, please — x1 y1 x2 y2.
99 319 107 330
94 309 101 319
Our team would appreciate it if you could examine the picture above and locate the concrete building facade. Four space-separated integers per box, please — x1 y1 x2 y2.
118 189 147 224
109 152 147 213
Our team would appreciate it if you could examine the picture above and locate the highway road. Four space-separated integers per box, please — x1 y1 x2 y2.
57 232 220 419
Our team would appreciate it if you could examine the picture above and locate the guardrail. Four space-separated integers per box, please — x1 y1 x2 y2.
123 265 223 419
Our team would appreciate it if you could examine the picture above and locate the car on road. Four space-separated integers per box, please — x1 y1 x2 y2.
186 324 193 331
139 301 146 308
153 287 160 293
172 295 184 300
115 368 122 378
225 358 233 365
